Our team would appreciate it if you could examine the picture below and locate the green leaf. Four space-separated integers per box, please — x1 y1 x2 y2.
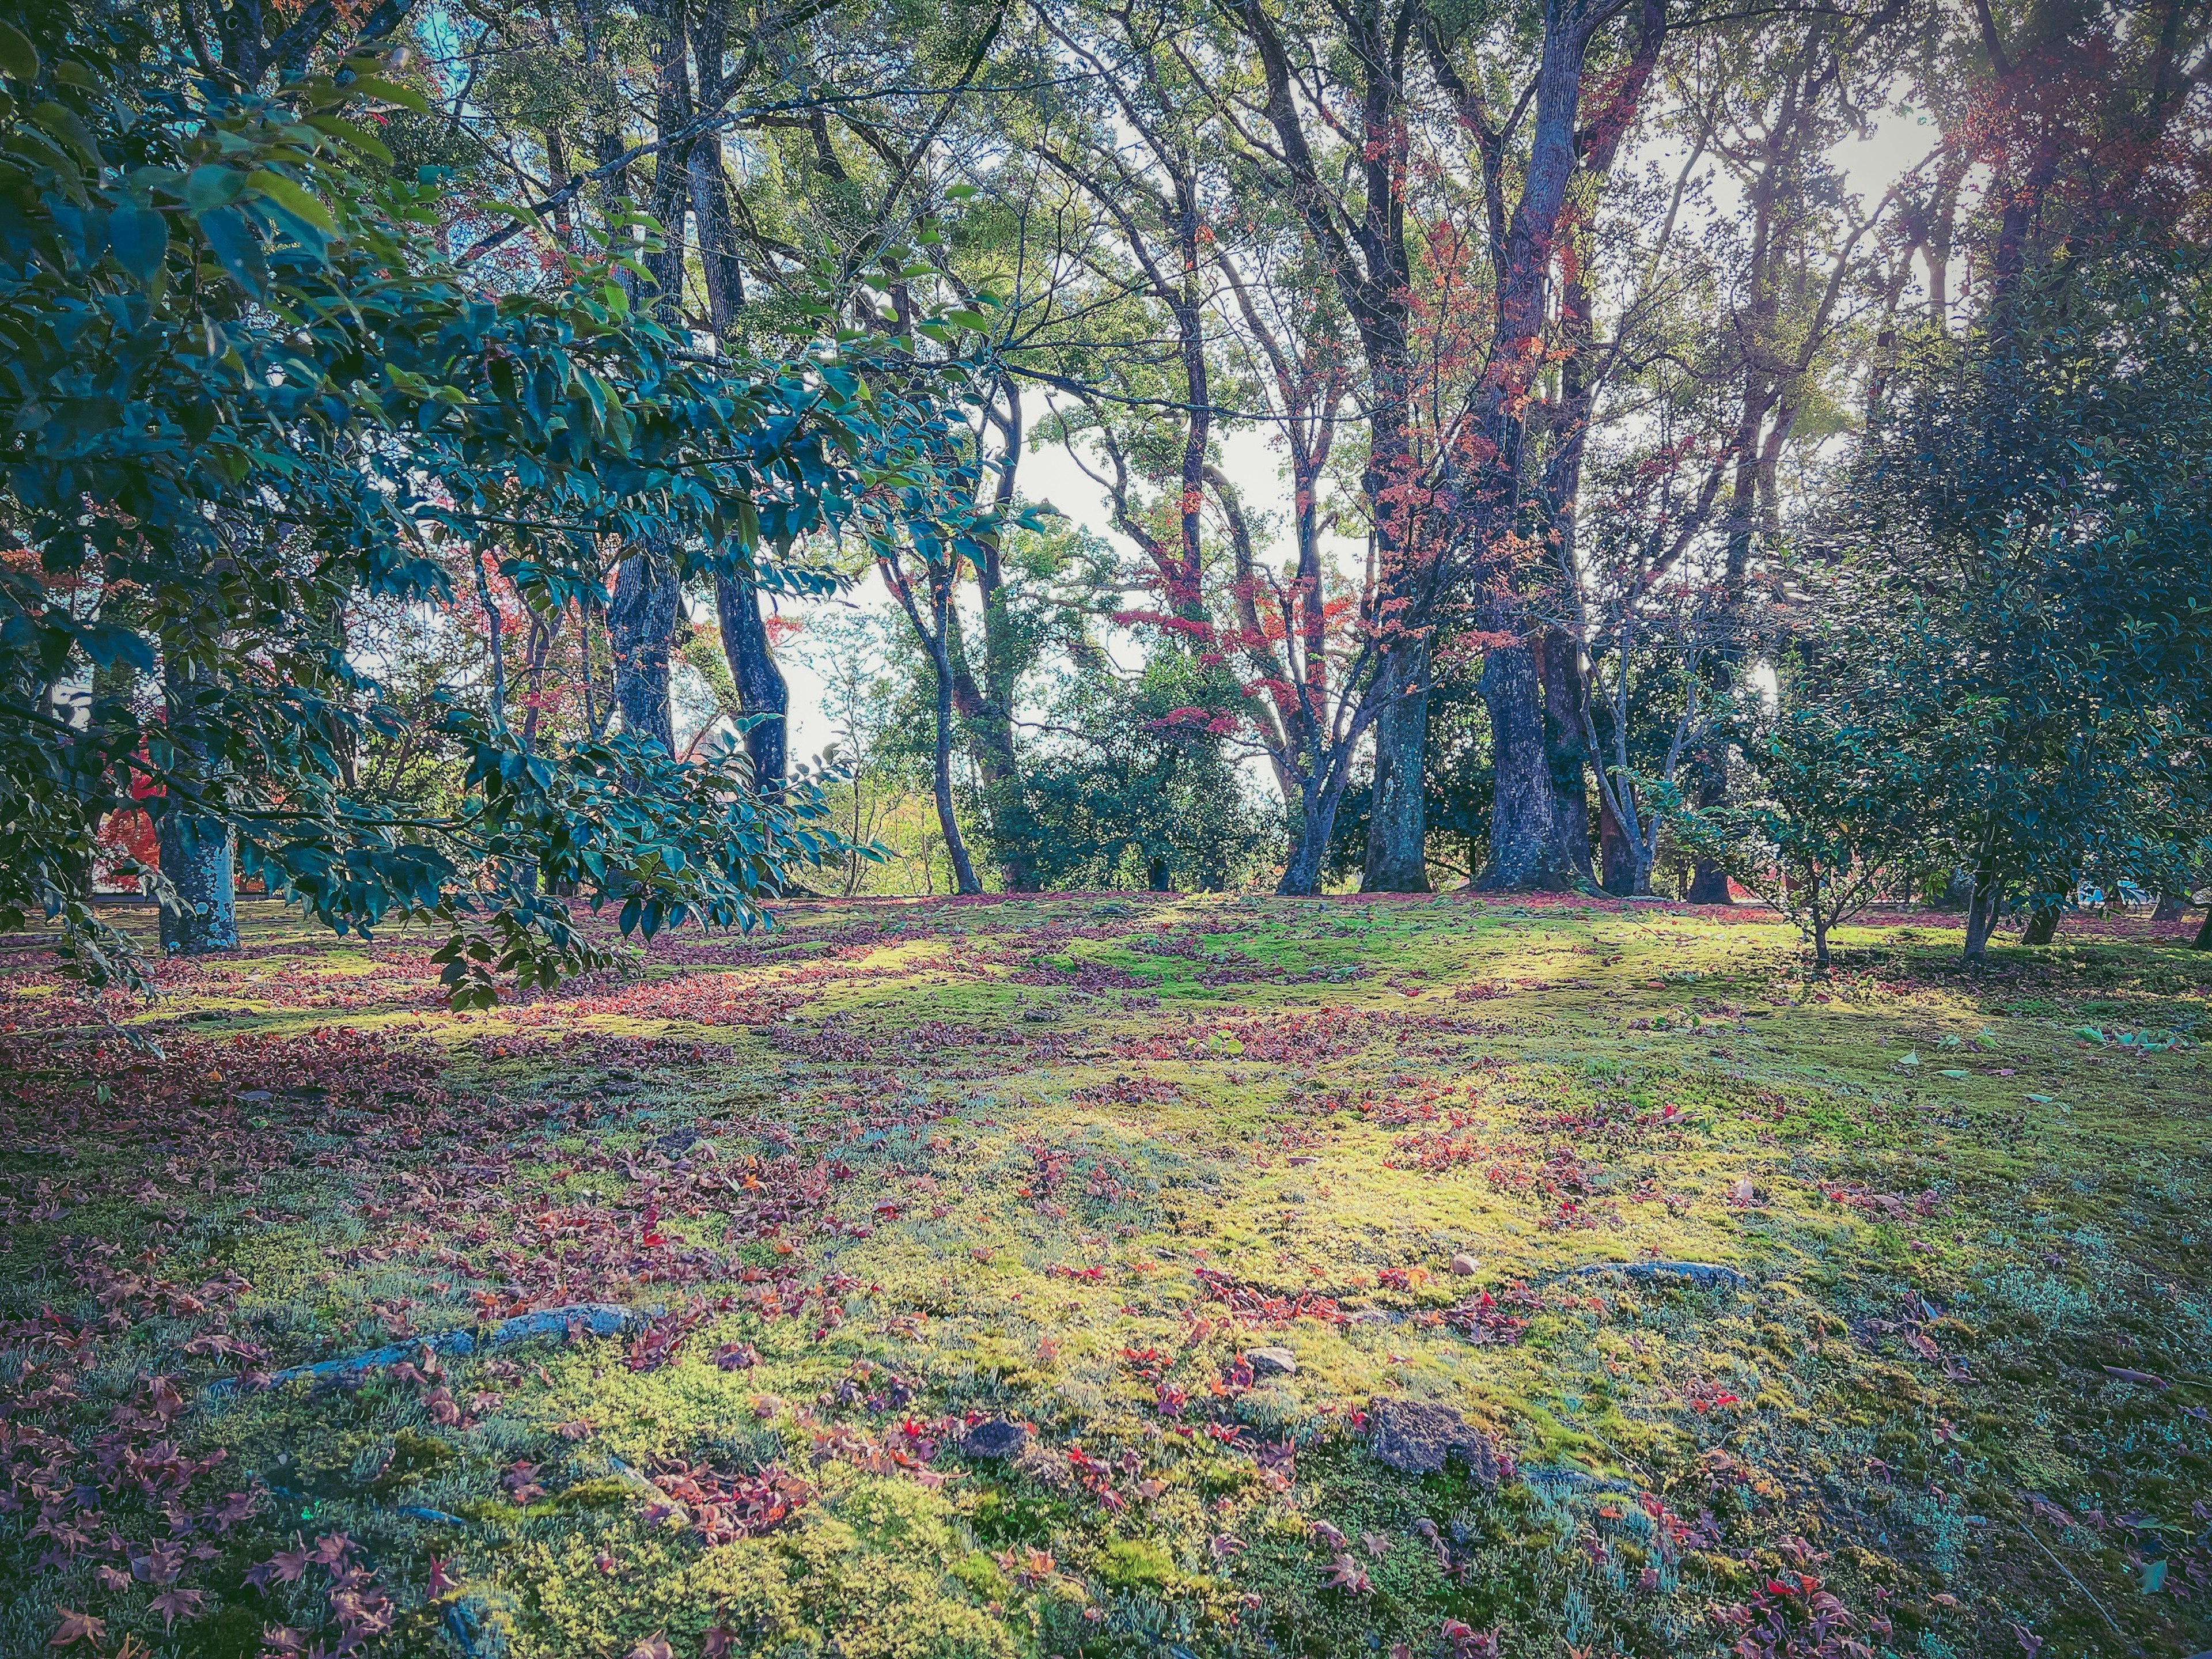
196 204 266 297
184 165 245 213
108 203 168 284
303 112 394 166
0 20 39 81
246 169 338 243
343 75 432 115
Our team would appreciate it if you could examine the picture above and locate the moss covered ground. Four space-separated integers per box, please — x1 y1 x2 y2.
2 892 2208 1659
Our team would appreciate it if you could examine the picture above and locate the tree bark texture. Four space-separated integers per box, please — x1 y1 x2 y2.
156 661 236 955
1963 862 2005 961
1476 645 1583 890
714 574 787 794
1362 641 1434 893
1535 626 1594 887
2020 902 2061 946
930 627 982 896
609 549 680 753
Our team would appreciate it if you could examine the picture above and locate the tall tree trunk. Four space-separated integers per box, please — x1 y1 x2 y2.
714 575 786 794
609 549 680 753
2195 904 2212 950
1598 789 1637 896
1536 626 1594 886
1362 641 1433 893
644 0 694 323
688 136 746 326
2020 900 2061 945
156 661 237 955
958 384 1037 891
1477 644 1578 890
1280 769 1358 897
927 624 982 896
2152 891 2186 923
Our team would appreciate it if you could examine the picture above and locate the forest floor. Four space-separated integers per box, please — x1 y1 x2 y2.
2 892 2209 1659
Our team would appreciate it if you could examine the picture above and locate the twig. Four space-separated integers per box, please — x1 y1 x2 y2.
2018 1518 2121 1634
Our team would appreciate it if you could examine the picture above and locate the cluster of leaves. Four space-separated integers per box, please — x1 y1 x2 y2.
0 12 984 997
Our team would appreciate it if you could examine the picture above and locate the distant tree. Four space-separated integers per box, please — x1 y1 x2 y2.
1675 658 1942 970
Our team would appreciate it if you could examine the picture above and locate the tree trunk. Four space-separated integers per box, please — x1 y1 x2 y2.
714 574 787 794
688 135 745 327
1475 645 1580 891
2019 900 2061 945
929 634 982 896
643 0 694 324
1598 789 1638 896
2195 904 2212 950
1280 771 1357 897
157 813 237 955
1147 853 1173 893
1683 760 1734 904
1535 626 1595 887
1362 640 1433 893
1963 866 2005 962
156 661 237 955
2152 892 2186 923
609 549 680 753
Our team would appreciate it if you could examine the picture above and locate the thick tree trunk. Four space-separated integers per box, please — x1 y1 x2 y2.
1281 771 1357 897
2019 899 2062 945
157 815 237 955
156 662 237 955
1535 627 1594 887
688 136 745 327
1683 761 1734 904
2196 904 2212 950
1598 790 1638 896
1476 645 1581 891
2152 892 2186 923
1362 641 1433 893
609 550 679 753
714 574 786 794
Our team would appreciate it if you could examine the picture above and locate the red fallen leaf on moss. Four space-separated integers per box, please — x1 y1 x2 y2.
47 1609 106 1649
149 1586 206 1630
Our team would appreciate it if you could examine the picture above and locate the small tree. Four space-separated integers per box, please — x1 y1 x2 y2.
1676 677 1940 971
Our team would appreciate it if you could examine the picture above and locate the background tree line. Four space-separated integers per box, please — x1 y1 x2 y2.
7 0 2210 993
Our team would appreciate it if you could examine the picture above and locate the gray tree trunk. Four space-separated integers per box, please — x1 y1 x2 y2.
609 550 680 753
715 574 786 794
1475 645 1582 890
156 662 236 954
1536 627 1595 887
1362 641 1433 893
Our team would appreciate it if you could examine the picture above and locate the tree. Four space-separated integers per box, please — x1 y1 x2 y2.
0 13 969 997
1675 662 1940 970
1836 247 2212 962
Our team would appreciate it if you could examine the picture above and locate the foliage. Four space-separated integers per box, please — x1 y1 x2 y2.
1676 660 1943 968
0 13 975 996
1831 242 2212 945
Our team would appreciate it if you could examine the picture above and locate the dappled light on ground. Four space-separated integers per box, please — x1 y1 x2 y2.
2 896 2207 1658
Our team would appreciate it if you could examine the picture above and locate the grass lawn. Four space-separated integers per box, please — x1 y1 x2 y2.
2 892 2207 1659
